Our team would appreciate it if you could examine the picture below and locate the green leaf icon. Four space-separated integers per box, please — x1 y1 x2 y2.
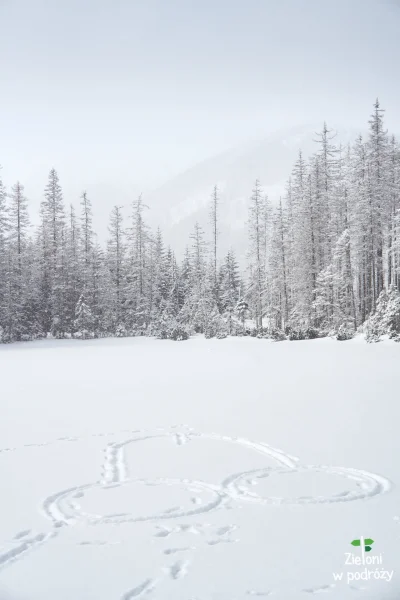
364 539 374 546
351 539 361 546
365 546 372 552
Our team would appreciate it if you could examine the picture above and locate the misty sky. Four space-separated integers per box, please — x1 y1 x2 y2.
1 0 400 214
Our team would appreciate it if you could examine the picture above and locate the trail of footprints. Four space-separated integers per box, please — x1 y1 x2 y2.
0 424 392 598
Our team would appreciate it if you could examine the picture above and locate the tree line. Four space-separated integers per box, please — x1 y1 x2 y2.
1 100 400 343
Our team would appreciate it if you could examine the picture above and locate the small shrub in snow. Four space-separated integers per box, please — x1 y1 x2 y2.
0 326 12 343
256 327 270 339
20 333 33 342
216 330 228 339
204 314 229 339
50 317 68 339
286 326 321 340
270 329 287 341
389 332 400 342
115 324 128 337
336 324 354 341
304 327 319 340
363 286 400 342
287 328 305 341
236 300 249 331
156 328 170 340
73 330 95 340
169 327 189 341
365 324 381 343
132 326 147 337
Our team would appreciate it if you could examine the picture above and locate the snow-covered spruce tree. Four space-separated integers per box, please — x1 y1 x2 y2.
41 169 68 337
236 298 250 334
313 230 356 335
209 185 220 304
365 285 400 342
393 207 400 290
268 199 289 332
217 250 240 335
124 195 151 333
5 183 32 341
151 228 169 318
178 222 220 336
366 99 390 304
385 285 400 339
246 180 267 330
106 205 127 336
64 204 81 334
0 170 9 341
79 191 97 319
364 289 388 342
387 136 400 288
350 134 372 322
313 122 339 269
89 236 107 335
219 250 240 307
152 245 182 338
180 246 192 304
80 191 93 281
313 146 357 335
281 178 295 321
288 152 314 329
74 293 95 339
165 247 182 315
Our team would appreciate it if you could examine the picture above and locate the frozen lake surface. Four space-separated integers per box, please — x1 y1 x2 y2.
0 336 399 599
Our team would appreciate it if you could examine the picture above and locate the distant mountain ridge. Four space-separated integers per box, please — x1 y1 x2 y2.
145 124 360 260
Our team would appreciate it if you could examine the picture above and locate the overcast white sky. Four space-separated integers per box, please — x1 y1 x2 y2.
1 0 400 208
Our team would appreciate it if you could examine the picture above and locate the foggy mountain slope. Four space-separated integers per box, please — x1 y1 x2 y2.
145 125 360 259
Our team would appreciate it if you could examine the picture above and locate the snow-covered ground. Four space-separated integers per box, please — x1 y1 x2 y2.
0 336 399 600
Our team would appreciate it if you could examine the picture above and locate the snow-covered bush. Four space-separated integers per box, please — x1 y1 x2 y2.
73 330 95 340
216 330 228 339
155 327 170 340
235 300 249 331
74 294 95 339
304 327 319 340
255 327 270 339
131 324 147 337
50 317 67 339
270 329 287 341
364 286 400 342
286 327 305 341
336 324 354 341
286 326 321 341
115 324 128 337
204 314 229 339
155 321 189 341
169 327 189 341
386 286 400 340
0 326 10 343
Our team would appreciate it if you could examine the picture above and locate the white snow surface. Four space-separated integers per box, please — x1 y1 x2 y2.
0 336 399 600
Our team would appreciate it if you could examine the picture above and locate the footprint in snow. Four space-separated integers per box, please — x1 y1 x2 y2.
164 547 194 555
164 560 190 580
13 530 31 540
121 578 156 599
302 584 336 594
